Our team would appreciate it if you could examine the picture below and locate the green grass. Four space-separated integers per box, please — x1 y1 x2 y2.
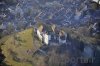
1 28 42 66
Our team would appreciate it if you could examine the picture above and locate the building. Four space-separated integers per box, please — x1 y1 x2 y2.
59 35 67 44
43 32 49 45
35 25 50 45
36 29 43 41
34 24 68 45
59 30 67 44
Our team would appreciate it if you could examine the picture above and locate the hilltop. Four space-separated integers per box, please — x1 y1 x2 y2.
0 24 100 66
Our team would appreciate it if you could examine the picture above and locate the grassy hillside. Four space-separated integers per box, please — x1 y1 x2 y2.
1 28 42 66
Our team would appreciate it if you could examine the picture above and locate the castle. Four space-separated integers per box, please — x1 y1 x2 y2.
34 24 68 45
